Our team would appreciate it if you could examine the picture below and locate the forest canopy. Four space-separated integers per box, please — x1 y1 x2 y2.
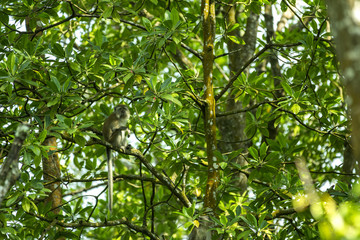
0 0 360 239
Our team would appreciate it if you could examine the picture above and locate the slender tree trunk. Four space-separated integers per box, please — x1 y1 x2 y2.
189 0 218 239
43 137 62 215
201 0 218 212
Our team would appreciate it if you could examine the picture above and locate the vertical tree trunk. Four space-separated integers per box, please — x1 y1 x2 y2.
43 137 62 215
201 0 218 212
217 4 259 192
264 4 282 141
189 1 218 239
327 0 360 172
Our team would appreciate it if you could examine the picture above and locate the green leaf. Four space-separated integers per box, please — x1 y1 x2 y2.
184 220 193 229
228 216 241 227
182 206 190 217
277 134 287 148
237 230 251 239
62 78 72 92
228 35 241 44
259 142 267 159
69 61 81 72
74 134 86 146
291 103 301 114
47 98 59 107
112 10 121 23
38 129 47 143
142 17 152 32
171 8 179 27
22 198 31 212
6 193 20 206
162 94 182 106
259 127 269 138
239 216 252 227
22 78 39 87
236 205 242 216
164 10 171 21
29 145 41 156
247 213 258 228
65 39 75 58
7 53 17 75
220 215 228 226
256 106 262 119
23 151 31 165
95 30 103 47
78 122 94 129
248 146 258 159
213 150 225 162
228 23 240 33
30 180 44 190
85 158 96 170
280 1 288 12
102 6 112 18
18 59 31 73
245 124 257 138
158 38 166 48
0 213 7 226
219 162 227 169
281 81 293 96
52 43 65 58
56 114 65 122
257 211 267 225
123 72 133 83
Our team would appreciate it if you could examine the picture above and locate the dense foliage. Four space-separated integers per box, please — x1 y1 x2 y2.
0 0 358 239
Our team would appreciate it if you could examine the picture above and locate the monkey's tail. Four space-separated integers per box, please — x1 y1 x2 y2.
106 147 113 213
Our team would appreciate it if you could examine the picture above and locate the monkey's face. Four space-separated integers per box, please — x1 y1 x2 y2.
114 104 130 120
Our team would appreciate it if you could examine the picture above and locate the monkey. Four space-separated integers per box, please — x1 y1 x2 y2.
102 104 131 213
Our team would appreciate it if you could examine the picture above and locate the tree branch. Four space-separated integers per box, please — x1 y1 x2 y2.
25 211 160 240
215 42 302 101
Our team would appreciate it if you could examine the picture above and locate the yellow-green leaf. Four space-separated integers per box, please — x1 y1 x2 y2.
291 103 301 114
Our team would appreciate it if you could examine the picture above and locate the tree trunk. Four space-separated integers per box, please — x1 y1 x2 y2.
327 0 360 172
217 4 259 192
43 137 62 215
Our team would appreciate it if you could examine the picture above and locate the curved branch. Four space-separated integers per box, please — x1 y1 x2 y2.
269 102 346 141
215 42 302 101
95 138 191 207
59 130 190 206
216 99 283 117
45 174 159 186
26 211 160 240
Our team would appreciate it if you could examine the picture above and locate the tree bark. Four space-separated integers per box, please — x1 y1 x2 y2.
327 0 360 171
0 125 29 205
42 137 62 215
189 0 218 239
217 4 259 192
